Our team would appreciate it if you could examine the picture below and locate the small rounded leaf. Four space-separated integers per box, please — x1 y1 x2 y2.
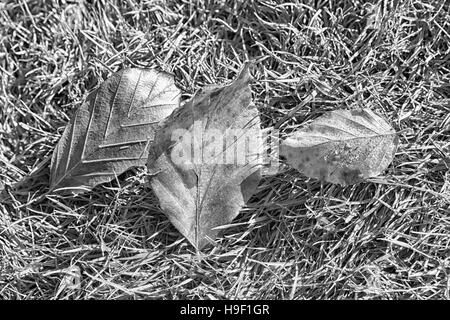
280 109 398 185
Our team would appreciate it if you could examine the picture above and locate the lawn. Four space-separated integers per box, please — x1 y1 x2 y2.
0 0 449 299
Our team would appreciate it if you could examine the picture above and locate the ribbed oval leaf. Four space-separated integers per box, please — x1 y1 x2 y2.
50 68 180 194
280 109 398 185
147 64 264 249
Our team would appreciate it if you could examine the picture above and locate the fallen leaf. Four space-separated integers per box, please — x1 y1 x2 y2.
280 108 398 185
50 68 180 194
147 64 264 249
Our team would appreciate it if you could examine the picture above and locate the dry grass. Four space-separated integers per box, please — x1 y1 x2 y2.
1 0 449 299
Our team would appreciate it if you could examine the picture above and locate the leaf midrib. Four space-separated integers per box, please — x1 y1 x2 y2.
192 111 260 247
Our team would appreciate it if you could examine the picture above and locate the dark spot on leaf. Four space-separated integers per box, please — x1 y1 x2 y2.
340 168 362 185
180 169 198 189
239 93 250 107
350 109 364 117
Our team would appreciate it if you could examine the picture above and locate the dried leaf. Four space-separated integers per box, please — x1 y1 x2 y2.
280 109 398 185
147 64 263 249
50 68 180 194
55 265 81 297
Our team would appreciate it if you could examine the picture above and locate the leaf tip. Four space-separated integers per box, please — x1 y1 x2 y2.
235 61 255 84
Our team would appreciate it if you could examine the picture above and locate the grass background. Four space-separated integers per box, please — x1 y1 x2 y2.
0 0 449 299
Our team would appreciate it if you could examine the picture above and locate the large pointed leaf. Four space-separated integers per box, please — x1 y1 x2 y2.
147 64 264 249
50 68 180 194
280 109 398 185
